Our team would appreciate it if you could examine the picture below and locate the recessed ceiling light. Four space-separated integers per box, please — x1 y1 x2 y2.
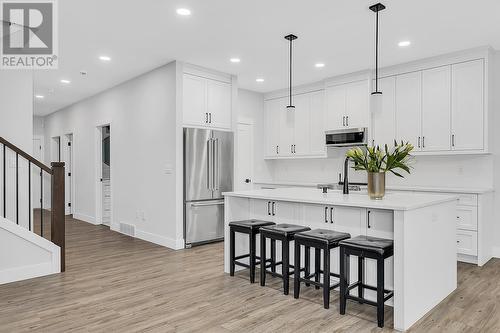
398 40 411 47
176 8 191 16
35 95 44 99
99 55 111 62
315 63 325 68
60 79 71 84
230 58 241 63
256 78 264 83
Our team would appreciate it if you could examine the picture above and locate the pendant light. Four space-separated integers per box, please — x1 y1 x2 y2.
369 3 386 119
284 34 298 109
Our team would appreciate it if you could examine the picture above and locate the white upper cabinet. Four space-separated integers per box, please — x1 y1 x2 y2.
451 60 484 151
182 73 232 130
371 76 396 148
422 66 451 152
183 74 207 126
325 80 370 131
395 72 422 148
309 91 326 156
264 97 284 157
207 79 232 129
264 91 326 159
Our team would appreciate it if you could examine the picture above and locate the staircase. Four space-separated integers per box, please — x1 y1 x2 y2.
0 137 65 284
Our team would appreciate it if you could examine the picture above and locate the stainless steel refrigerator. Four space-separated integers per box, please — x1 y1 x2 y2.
184 128 233 247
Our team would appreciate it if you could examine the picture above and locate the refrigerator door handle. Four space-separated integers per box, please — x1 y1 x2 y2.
207 139 212 191
214 138 220 191
190 200 224 207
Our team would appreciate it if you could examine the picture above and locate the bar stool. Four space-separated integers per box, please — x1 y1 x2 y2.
293 229 351 309
339 235 394 328
260 224 311 295
229 220 276 283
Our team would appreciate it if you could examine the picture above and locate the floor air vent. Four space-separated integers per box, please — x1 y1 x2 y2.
119 222 136 237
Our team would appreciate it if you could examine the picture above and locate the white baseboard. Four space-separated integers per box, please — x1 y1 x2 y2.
135 229 184 250
73 212 98 225
0 262 59 285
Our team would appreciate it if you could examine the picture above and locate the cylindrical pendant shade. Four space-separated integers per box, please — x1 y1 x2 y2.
371 92 383 115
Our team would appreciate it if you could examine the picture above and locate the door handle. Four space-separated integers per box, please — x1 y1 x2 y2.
205 113 208 123
291 145 293 154
267 201 271 215
346 115 349 127
330 207 334 223
190 200 224 207
209 113 212 123
213 138 219 190
272 202 276 216
293 145 296 153
452 134 455 147
417 136 421 148
207 139 212 190
367 210 371 228
325 207 328 223
422 136 425 148
245 179 251 183
342 116 345 127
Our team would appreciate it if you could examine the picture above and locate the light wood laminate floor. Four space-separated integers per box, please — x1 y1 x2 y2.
1 215 500 332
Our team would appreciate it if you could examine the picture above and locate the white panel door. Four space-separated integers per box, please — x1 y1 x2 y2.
207 79 232 129
236 123 254 191
273 201 299 224
345 80 369 129
183 74 207 127
293 93 310 156
422 66 451 151
325 85 346 131
309 91 326 156
451 59 484 151
302 204 330 228
372 76 396 148
395 72 422 148
264 99 282 157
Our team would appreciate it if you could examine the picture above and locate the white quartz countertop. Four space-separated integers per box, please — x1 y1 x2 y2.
223 188 458 211
253 180 493 194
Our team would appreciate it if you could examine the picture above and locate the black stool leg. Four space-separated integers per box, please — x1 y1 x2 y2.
305 246 310 287
314 248 321 290
323 245 330 309
260 233 267 286
358 256 364 302
271 239 276 273
339 246 349 315
230 228 235 277
377 256 385 328
294 242 301 299
283 239 290 295
249 231 256 283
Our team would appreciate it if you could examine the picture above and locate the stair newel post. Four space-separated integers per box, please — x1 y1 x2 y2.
51 162 65 272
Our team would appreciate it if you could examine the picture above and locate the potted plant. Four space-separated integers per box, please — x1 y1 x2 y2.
346 142 414 199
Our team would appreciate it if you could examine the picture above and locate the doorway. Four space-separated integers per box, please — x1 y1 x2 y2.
96 125 111 226
51 136 61 162
64 134 73 215
236 121 254 191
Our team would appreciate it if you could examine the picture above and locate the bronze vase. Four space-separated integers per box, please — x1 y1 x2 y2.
367 172 386 200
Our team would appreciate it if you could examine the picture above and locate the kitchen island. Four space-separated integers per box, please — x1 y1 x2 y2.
223 188 458 331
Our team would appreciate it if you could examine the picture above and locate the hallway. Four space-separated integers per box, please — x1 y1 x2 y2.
1 217 499 332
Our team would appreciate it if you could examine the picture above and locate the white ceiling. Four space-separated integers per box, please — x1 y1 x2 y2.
33 0 500 116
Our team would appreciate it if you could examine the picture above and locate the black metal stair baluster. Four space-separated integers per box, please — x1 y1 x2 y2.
16 153 18 224
28 161 31 231
3 144 5 218
40 168 43 238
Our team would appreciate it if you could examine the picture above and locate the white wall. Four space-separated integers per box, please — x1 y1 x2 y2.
237 89 274 183
33 116 45 137
0 71 33 152
43 61 182 249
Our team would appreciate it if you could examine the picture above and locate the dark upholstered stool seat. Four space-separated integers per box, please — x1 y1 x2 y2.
229 220 276 284
229 219 276 230
294 229 351 246
339 235 394 256
260 224 311 237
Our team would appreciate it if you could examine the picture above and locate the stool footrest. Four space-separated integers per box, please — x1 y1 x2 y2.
298 276 340 290
346 295 378 307
347 281 392 295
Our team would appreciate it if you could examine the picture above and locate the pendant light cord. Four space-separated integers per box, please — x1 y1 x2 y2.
375 9 379 92
289 38 293 107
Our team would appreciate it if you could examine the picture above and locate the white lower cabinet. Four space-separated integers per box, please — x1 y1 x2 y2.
456 230 478 256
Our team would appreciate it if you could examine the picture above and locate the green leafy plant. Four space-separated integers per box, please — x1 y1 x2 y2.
346 141 414 178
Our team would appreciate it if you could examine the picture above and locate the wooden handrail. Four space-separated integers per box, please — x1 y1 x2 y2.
0 137 51 173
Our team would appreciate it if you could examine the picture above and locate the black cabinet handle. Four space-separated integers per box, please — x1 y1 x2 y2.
367 210 371 228
209 113 212 123
325 207 328 223
267 201 271 215
330 207 334 223
272 202 276 216
205 113 208 123
342 116 345 127
346 116 349 127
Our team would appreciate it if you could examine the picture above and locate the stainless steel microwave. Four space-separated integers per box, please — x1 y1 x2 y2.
325 128 368 147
